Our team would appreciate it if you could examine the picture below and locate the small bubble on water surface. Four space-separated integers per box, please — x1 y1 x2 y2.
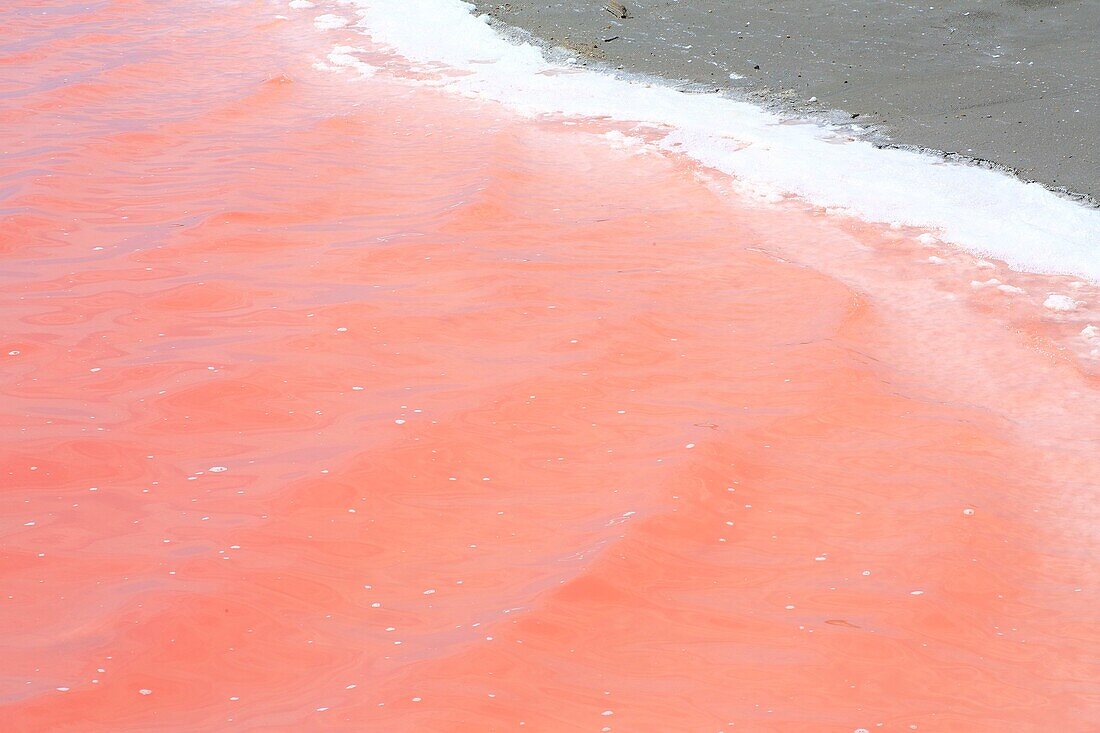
139 689 152 695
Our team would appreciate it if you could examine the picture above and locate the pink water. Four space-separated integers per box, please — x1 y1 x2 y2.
1 1 1098 731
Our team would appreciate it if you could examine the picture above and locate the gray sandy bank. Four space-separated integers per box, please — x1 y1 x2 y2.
470 0 1100 202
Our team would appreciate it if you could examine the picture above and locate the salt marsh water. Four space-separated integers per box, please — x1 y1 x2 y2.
1 1 1098 731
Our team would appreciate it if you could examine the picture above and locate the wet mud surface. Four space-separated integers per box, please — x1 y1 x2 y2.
473 0 1100 200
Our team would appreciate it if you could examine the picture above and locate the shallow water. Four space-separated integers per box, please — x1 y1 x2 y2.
1 1 1098 731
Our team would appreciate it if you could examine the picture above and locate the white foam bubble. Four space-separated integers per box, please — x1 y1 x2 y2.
314 13 349 30
289 0 315 8
347 0 1100 280
971 278 1022 294
1043 293 1081 312
322 45 377 76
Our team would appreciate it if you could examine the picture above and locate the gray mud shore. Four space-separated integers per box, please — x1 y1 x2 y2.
471 0 1099 202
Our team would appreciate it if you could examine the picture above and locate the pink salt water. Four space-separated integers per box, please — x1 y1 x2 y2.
1 1 1098 731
